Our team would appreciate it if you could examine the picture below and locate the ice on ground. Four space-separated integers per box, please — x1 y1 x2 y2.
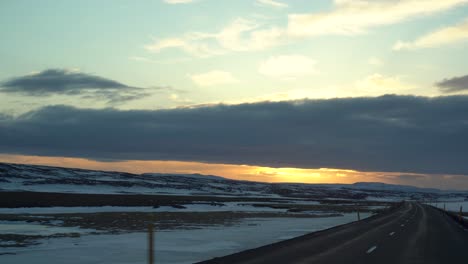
283 200 321 205
0 206 165 214
365 196 404 202
440 201 468 212
3 184 196 196
365 205 388 210
0 213 369 264
153 202 289 213
0 221 95 236
0 202 289 214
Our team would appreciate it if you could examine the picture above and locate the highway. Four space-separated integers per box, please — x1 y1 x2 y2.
198 202 468 264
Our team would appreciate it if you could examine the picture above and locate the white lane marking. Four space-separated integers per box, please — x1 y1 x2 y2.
366 246 378 254
389 232 395 236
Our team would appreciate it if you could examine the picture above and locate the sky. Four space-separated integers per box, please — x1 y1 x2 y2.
1 0 468 189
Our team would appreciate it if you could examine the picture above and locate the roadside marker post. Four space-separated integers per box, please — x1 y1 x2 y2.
357 210 361 221
148 223 154 264
459 206 463 223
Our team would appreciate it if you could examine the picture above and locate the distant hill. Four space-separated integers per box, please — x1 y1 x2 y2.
0 162 464 200
350 182 441 193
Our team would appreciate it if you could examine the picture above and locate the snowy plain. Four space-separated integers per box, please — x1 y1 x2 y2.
2 162 465 263
0 213 369 264
0 221 94 236
437 200 468 212
0 202 290 214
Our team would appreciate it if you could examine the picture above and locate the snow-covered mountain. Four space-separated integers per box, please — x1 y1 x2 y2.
350 182 442 193
0 162 463 200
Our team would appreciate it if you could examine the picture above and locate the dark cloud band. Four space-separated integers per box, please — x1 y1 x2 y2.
436 74 468 93
0 95 467 174
1 69 131 95
0 69 149 104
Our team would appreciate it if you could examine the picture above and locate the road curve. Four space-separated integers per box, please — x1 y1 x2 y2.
197 202 468 264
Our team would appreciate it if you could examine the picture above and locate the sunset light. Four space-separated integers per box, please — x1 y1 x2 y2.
1 1 468 263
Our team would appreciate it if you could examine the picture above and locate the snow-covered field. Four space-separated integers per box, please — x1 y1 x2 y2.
2 162 460 200
440 201 468 212
0 213 369 264
0 221 94 236
2 162 466 264
0 202 290 214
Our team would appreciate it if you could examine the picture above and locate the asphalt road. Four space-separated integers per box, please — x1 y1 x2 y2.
198 202 468 264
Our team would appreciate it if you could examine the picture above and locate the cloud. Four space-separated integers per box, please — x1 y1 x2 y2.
288 0 468 37
436 75 468 93
148 1 468 57
368 57 383 66
354 74 415 95
190 70 238 86
163 0 194 4
146 18 286 57
258 55 317 79
256 0 288 8
0 69 151 105
1 95 468 175
393 18 468 50
1 69 131 95
145 37 224 57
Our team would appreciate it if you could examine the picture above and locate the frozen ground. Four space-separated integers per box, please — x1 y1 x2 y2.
3 162 459 200
0 221 95 236
365 196 404 202
0 199 384 215
2 162 457 263
438 200 468 212
0 213 369 264
0 202 289 214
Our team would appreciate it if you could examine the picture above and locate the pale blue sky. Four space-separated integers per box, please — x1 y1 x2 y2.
2 1 468 188
1 0 468 114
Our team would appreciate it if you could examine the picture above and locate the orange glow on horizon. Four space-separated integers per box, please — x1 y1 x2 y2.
0 154 462 190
